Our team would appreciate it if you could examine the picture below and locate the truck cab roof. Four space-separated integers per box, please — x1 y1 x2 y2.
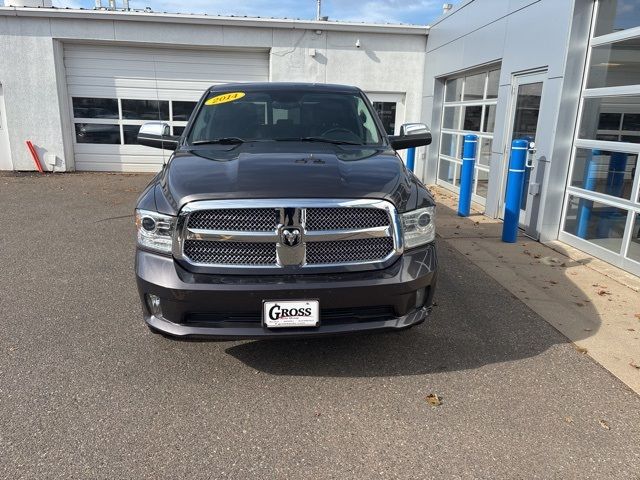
207 82 362 94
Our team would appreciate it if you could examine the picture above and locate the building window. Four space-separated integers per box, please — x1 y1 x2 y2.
445 77 463 102
563 194 628 253
172 101 197 122
587 37 640 89
579 96 640 143
74 123 121 144
570 148 637 200
594 0 640 37
72 97 197 144
72 97 118 119
173 126 186 136
560 0 640 275
436 67 500 203
121 99 169 120
122 125 143 145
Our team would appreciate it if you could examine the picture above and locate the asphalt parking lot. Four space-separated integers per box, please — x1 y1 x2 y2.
1 172 639 479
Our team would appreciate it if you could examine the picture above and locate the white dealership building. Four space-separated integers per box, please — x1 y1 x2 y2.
1 0 639 277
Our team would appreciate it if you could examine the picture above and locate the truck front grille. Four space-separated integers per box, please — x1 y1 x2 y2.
187 208 278 231
305 237 395 265
177 200 399 271
183 306 397 327
184 240 277 266
305 207 390 230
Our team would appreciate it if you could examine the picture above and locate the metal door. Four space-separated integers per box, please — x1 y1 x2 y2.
501 71 547 238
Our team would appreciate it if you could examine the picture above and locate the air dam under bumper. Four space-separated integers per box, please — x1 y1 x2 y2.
135 243 437 338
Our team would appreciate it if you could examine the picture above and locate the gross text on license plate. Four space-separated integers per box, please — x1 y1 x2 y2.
263 300 320 328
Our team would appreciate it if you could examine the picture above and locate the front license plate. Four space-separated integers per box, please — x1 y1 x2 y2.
263 300 320 328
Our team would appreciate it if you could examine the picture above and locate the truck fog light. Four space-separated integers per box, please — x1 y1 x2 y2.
415 288 426 308
146 294 162 316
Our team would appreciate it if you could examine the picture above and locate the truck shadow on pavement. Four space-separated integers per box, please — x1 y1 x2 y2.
224 239 598 377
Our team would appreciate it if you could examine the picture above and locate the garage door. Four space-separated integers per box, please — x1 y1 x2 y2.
64 44 269 172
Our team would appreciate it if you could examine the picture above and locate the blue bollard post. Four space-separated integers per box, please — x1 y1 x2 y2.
457 134 477 217
406 147 416 172
502 139 529 243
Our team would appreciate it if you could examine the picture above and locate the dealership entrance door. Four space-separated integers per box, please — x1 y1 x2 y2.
367 92 407 165
500 70 548 239
367 92 405 136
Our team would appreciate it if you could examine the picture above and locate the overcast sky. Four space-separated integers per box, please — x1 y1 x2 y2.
52 0 448 25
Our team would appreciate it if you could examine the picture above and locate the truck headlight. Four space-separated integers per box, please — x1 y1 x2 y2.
135 209 175 254
401 206 435 249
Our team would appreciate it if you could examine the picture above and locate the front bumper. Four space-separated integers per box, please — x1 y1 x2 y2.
135 243 437 339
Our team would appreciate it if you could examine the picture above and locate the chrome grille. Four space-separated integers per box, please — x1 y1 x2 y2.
187 208 278 231
184 240 277 265
306 238 394 265
306 207 390 230
176 199 400 271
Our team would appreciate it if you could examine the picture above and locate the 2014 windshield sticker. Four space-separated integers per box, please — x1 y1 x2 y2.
205 92 246 106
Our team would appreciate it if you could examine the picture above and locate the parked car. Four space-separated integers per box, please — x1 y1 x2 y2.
135 82 436 338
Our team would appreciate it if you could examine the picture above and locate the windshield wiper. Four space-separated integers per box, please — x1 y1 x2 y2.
275 137 362 145
192 137 245 145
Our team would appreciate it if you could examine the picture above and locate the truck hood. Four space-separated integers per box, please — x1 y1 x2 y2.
153 142 428 215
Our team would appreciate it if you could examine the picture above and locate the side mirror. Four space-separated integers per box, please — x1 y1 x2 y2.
137 122 179 151
389 123 432 150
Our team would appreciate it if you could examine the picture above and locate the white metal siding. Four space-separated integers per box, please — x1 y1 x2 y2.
64 44 269 171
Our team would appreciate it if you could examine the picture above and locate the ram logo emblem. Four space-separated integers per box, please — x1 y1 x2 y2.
281 228 301 247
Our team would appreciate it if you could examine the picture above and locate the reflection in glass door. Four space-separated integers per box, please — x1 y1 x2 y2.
511 82 543 211
502 72 546 233
373 101 397 136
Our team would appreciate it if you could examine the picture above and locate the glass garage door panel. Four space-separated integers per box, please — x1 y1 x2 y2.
437 67 499 203
64 43 269 171
560 2 640 276
72 97 118 119
627 214 640 263
570 148 638 200
438 159 456 184
587 37 640 89
74 123 120 144
121 99 169 120
595 1 640 36
563 195 627 254
443 106 461 129
579 96 640 144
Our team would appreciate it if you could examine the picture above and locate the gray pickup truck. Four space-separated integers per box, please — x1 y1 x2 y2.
134 82 437 338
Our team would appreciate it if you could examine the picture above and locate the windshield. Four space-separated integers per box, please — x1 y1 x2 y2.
187 90 383 145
